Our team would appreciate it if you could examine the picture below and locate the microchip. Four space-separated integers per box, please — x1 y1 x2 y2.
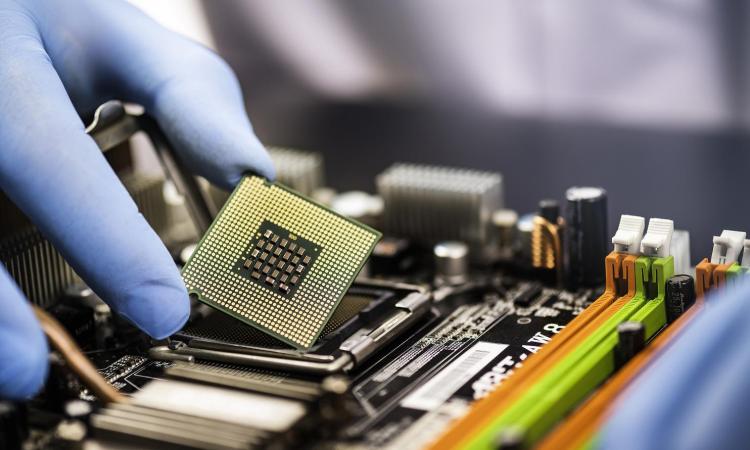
181 176 381 349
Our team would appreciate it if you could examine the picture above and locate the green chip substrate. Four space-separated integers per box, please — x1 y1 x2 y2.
182 176 381 349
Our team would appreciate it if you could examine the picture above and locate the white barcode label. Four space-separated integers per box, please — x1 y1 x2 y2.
400 342 508 411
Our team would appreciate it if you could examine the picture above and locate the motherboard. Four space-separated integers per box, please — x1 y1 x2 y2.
0 105 736 450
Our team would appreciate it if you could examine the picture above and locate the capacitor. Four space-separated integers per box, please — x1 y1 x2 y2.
616 321 645 368
564 187 608 289
330 191 383 228
434 241 469 286
370 237 414 275
665 274 696 323
492 209 518 261
538 199 559 223
516 213 535 269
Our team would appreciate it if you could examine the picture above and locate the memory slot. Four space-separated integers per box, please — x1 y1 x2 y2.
465 255 674 449
428 252 633 449
536 303 702 450
534 232 750 449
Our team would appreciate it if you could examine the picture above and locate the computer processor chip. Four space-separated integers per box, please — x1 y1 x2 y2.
181 176 381 349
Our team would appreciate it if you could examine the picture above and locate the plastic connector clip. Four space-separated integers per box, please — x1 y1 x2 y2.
640 218 673 258
741 239 750 269
612 215 645 254
710 230 746 265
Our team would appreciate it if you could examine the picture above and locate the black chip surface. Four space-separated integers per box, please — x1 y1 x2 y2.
234 221 320 298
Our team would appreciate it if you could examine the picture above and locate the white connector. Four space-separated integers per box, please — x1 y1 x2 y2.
710 230 746 265
640 218 674 258
671 230 691 275
611 215 645 254
742 240 750 268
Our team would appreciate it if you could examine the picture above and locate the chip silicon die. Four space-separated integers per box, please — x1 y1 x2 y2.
182 176 381 349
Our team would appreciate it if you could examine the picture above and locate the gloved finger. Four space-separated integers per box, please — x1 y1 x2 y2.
601 280 750 450
0 267 48 399
139 45 277 190
0 12 189 339
43 0 275 189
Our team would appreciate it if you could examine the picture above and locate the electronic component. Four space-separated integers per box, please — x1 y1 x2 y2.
377 163 503 256
330 191 383 227
182 176 381 349
665 274 696 324
696 229 746 298
268 147 325 196
538 199 559 224
532 213 557 270
165 361 323 401
433 241 469 286
564 186 608 288
532 200 563 287
236 222 320 298
711 230 746 264
91 380 306 449
429 216 680 449
163 281 431 374
491 209 518 260
536 286 702 450
743 240 750 269
615 321 646 367
8 100 742 450
0 226 80 308
0 171 169 309
177 286 391 349
640 218 673 257
121 172 169 236
611 214 644 254
515 213 535 268
138 380 306 431
670 229 691 275
511 282 543 307
207 146 325 214
369 237 415 275
352 282 588 446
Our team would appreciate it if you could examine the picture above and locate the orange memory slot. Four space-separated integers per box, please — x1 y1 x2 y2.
696 259 733 299
428 253 636 450
713 263 734 287
536 303 702 450
695 259 716 299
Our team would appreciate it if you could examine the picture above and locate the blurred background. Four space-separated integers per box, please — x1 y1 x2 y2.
131 0 750 260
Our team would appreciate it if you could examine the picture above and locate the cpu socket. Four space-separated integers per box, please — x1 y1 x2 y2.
163 280 433 375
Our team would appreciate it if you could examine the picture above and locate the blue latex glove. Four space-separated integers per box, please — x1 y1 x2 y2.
0 0 274 399
601 280 750 449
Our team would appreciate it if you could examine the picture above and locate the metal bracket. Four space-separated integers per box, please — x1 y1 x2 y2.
85 100 216 235
151 280 433 374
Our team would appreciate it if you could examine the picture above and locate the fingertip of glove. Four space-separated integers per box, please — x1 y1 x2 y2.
252 149 276 182
0 330 48 399
115 278 190 340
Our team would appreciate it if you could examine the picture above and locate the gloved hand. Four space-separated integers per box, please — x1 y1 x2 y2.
0 0 274 399
601 280 750 449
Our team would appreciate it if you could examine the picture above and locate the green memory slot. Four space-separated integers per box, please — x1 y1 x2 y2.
726 263 744 287
467 255 674 449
